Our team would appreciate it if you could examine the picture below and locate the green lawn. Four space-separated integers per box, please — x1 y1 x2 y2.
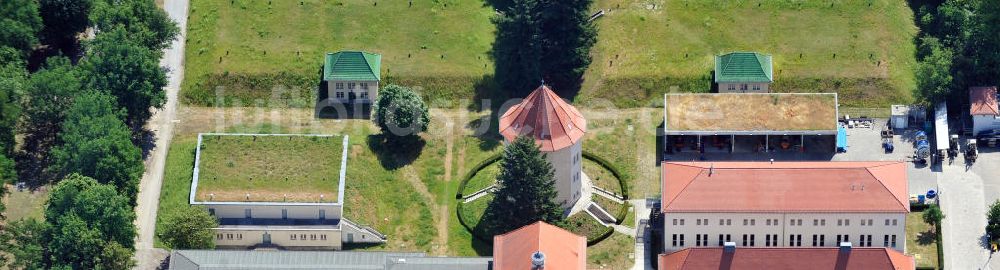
463 162 499 195
181 0 495 107
907 211 940 269
3 186 49 222
195 134 343 202
581 0 919 108
588 232 635 270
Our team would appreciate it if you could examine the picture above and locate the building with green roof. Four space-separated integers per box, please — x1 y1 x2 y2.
715 52 773 93
322 51 382 104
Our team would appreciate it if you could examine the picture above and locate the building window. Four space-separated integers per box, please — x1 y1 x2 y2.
291 234 297 240
310 234 317 240
845 219 850 226
884 235 889 247
673 219 677 226
859 235 872 247
301 234 306 240
696 234 703 246
672 234 678 247
891 235 897 247
789 234 802 246
750 234 756 247
821 219 826 226
813 235 818 246
742 234 748 246
321 235 327 241
360 92 369 99
740 84 748 90
348 82 356 89
766 219 771 226
726 219 732 226
680 219 685 226
885 219 891 226
719 219 724 226
236 234 242 240
813 219 818 226
820 235 825 246
728 84 736 91
868 219 873 226
893 219 898 226
227 234 233 240
336 83 344 89
752 84 761 91
718 234 724 246
743 219 748 226
838 219 843 226
216 234 223 240
697 219 702 226
680 234 685 246
336 92 344 99
360 82 369 90
766 235 772 247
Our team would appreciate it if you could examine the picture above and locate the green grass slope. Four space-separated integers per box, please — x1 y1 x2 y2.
581 0 918 108
182 0 495 107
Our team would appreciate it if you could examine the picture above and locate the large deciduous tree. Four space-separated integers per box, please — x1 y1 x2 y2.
480 136 563 236
158 206 219 249
40 0 94 51
45 174 136 269
492 0 542 97
0 60 26 156
18 57 81 181
372 84 430 141
91 0 178 52
0 0 42 57
83 27 167 134
915 37 954 104
0 218 47 269
49 91 143 203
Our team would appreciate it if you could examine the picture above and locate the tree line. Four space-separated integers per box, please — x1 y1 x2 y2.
0 0 184 268
913 0 1000 105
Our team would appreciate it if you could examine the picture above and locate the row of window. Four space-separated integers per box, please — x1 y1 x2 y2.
671 233 898 248
673 218 900 227
334 82 371 90
217 233 243 240
290 234 328 241
726 84 763 91
334 91 370 99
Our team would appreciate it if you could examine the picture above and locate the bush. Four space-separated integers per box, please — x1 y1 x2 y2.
157 206 218 249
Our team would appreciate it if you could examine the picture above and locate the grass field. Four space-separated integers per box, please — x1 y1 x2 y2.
665 93 838 131
582 0 918 108
195 134 343 202
182 0 920 109
181 0 495 107
906 211 940 269
2 186 48 222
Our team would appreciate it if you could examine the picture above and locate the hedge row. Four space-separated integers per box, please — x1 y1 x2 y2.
455 152 502 199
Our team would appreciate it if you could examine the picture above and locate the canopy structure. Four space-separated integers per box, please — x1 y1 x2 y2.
935 102 948 151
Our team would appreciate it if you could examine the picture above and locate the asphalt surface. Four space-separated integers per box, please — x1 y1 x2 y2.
134 0 189 268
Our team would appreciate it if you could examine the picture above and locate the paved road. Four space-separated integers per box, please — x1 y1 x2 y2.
134 0 189 268
938 159 991 270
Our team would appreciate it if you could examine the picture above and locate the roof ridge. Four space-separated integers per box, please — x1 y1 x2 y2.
359 52 378 80
547 87 577 145
864 166 909 212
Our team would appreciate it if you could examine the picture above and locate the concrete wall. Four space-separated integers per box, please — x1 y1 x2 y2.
207 204 343 220
662 212 906 253
326 80 379 103
718 83 770 93
213 227 342 250
545 141 583 208
973 115 1000 135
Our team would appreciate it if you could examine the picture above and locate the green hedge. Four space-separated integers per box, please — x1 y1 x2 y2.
936 225 944 270
455 153 502 199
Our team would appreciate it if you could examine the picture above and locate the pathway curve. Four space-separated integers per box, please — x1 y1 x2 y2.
134 0 189 268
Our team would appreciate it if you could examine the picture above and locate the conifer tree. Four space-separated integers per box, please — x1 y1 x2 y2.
481 136 563 236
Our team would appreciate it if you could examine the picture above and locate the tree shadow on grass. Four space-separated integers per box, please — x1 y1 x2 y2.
917 230 937 245
366 134 425 170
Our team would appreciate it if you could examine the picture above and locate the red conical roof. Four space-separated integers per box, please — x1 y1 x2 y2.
499 85 587 152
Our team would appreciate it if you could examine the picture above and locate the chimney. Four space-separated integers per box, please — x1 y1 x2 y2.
769 158 774 164
531 251 545 269
839 242 852 253
723 242 736 253
709 163 714 176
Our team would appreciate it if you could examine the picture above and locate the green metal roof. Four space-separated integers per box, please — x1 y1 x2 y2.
323 51 382 81
714 52 773 83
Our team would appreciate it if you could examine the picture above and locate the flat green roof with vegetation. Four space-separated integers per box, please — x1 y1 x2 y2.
194 134 344 203
715 52 773 83
323 51 381 81
665 93 838 132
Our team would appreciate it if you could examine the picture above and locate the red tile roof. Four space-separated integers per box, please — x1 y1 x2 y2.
499 85 587 152
970 86 999 116
659 247 915 270
493 221 587 270
661 162 909 213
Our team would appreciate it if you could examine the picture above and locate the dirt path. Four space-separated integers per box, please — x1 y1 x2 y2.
433 119 455 255
134 0 188 268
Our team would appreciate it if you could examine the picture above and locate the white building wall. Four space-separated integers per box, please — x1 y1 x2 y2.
544 140 583 208
207 204 343 220
662 212 906 253
718 83 770 93
327 80 379 103
213 227 342 250
973 115 1000 135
